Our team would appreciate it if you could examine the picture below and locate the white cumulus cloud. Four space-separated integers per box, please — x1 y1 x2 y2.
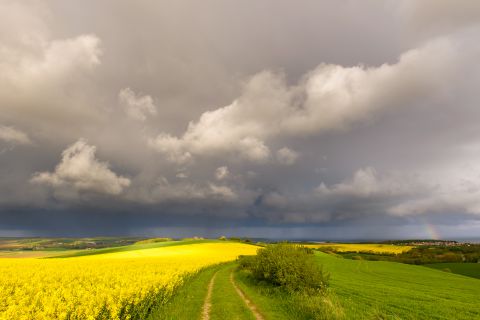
31 139 130 195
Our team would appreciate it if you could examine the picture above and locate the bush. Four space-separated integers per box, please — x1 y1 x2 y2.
238 255 256 269
238 243 329 293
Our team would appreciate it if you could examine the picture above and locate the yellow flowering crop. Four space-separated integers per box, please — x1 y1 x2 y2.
0 242 257 320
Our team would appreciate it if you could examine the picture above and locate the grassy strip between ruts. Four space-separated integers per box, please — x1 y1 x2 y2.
210 264 256 320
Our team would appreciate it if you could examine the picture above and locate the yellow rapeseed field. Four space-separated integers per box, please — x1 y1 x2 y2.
304 243 412 254
0 242 257 320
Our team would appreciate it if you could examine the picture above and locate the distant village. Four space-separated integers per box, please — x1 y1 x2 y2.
381 239 480 247
404 240 458 246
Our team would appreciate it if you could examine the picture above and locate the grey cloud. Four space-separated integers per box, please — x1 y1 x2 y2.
316 167 420 199
276 148 299 166
258 164 480 224
215 166 230 181
388 174 480 217
0 1 103 148
148 37 463 165
402 0 480 33
0 126 32 145
1 1 480 238
256 167 423 224
118 88 157 121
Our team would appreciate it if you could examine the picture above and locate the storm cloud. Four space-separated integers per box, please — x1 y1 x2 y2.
1 0 480 239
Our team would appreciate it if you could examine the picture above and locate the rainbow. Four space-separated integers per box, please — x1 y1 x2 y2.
422 217 441 240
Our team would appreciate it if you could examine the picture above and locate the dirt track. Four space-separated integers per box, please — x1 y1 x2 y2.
201 271 217 320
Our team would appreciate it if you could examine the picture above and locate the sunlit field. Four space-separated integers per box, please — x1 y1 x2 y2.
0 251 77 258
304 243 412 254
0 242 257 320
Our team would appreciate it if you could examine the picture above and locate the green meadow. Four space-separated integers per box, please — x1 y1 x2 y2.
315 252 480 319
424 262 480 279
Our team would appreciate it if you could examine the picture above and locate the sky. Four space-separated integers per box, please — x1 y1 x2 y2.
1 0 480 239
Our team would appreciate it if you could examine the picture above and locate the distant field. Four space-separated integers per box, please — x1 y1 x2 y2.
424 263 480 279
0 239 23 249
0 250 80 258
0 237 142 251
51 239 221 258
305 243 413 254
317 252 480 319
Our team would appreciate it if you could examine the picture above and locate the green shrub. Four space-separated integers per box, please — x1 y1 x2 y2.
238 243 329 293
237 254 256 269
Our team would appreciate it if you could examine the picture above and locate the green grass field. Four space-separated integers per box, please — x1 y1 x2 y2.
316 252 480 319
424 262 480 279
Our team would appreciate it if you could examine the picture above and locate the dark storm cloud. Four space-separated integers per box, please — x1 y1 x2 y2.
1 0 480 238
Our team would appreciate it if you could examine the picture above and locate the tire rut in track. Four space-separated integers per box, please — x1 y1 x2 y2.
229 271 264 320
201 271 218 320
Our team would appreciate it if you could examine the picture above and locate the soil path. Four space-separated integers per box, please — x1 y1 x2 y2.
201 271 218 320
229 272 265 320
